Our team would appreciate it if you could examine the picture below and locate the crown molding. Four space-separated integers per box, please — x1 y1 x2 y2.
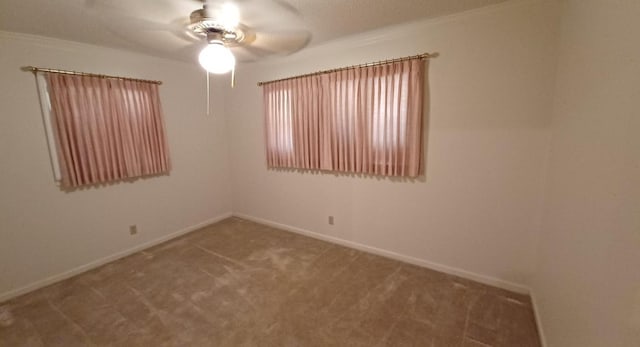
0 31 98 51
0 30 201 72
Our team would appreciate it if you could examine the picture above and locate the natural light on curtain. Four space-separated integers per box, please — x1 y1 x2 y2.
263 58 425 177
38 72 171 188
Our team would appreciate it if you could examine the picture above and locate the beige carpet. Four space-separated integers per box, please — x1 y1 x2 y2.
0 218 540 346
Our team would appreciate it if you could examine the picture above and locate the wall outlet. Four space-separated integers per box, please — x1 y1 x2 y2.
328 216 334 225
129 225 138 235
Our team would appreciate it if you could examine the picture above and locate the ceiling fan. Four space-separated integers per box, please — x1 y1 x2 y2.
88 0 311 75
190 2 247 74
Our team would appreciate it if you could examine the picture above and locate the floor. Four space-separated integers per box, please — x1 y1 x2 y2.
0 218 541 346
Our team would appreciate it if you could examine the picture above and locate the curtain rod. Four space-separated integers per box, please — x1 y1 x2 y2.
257 52 436 87
22 66 163 85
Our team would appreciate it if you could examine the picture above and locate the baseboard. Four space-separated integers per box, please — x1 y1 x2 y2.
233 212 530 294
530 291 547 347
0 212 233 303
1 211 545 343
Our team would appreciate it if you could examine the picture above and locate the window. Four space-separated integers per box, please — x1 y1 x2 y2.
264 85 294 164
263 58 425 177
38 72 171 188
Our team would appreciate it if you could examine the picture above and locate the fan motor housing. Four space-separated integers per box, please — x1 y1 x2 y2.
188 8 246 45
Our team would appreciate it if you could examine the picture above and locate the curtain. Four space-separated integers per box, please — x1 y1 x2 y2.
263 76 322 169
263 58 424 177
46 73 171 188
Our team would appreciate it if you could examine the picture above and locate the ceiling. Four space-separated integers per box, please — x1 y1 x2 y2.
0 0 508 63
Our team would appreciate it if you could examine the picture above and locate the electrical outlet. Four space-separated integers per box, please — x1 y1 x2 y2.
328 216 334 225
129 225 138 235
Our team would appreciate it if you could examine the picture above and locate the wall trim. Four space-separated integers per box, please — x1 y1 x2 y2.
233 212 531 294
1 210 546 343
0 30 195 73
0 212 232 303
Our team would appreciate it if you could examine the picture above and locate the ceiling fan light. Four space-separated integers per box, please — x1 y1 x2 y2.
199 42 236 74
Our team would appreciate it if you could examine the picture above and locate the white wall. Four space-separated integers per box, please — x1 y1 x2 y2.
0 32 232 299
2 1 638 345
226 0 560 291
533 1 640 346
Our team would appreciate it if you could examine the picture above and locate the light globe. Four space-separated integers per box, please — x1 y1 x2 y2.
198 42 235 74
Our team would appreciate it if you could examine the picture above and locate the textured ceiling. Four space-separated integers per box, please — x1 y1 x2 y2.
0 0 508 63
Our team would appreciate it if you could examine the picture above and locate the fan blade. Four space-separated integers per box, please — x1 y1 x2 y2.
229 45 263 62
248 30 311 54
85 0 199 20
173 42 207 62
269 0 303 17
85 0 199 38
100 25 196 60
87 0 190 30
86 0 202 57
84 0 310 62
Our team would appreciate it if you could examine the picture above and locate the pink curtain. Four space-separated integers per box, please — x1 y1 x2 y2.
263 58 424 177
46 73 171 188
263 76 322 169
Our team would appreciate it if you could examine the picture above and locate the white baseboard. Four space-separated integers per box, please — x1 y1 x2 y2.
530 291 547 347
1 211 546 344
0 212 232 303
233 213 531 294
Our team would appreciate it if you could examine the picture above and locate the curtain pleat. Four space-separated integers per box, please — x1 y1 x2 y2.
46 73 170 188
263 58 424 177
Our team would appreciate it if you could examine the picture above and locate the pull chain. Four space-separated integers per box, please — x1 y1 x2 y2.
231 66 236 88
206 71 210 116
207 67 236 115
